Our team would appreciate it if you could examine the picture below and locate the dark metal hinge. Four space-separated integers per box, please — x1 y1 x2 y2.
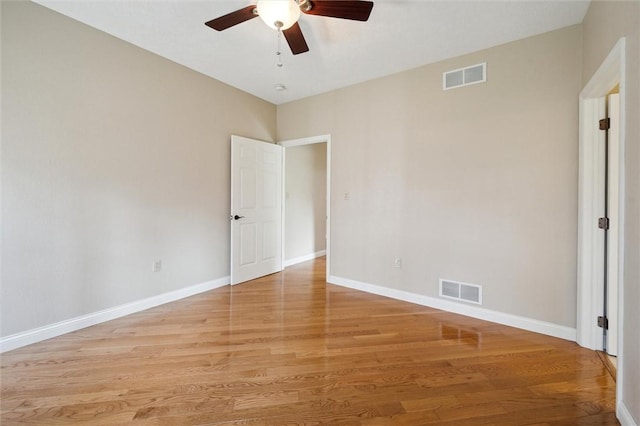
599 118 611 130
598 316 609 329
598 217 610 230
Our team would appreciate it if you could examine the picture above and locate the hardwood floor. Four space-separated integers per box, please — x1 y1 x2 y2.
1 257 618 425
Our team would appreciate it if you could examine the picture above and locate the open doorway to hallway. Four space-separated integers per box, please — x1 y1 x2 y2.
280 135 331 278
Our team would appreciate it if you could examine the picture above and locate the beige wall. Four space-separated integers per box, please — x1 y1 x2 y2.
2 2 637 420
0 1 640 422
582 1 640 422
278 25 582 328
1 1 276 336
284 143 327 261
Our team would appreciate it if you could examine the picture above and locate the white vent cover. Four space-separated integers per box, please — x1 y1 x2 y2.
439 279 482 304
443 63 486 90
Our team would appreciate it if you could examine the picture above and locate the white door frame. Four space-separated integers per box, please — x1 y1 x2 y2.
278 135 331 279
606 92 620 357
576 37 625 412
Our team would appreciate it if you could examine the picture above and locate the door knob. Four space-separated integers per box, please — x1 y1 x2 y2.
233 215 245 220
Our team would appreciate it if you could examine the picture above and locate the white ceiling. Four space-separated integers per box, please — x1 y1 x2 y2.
33 0 590 105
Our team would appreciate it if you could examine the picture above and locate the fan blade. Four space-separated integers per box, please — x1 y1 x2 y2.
205 5 257 31
303 1 373 21
283 22 309 55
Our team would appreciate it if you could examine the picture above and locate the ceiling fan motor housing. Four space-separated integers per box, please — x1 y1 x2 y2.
296 0 313 13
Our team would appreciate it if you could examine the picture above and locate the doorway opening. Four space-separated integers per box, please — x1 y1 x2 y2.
279 135 331 279
576 37 625 409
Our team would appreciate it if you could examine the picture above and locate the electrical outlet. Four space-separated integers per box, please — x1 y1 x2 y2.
344 192 350 200
152 260 162 272
394 257 402 268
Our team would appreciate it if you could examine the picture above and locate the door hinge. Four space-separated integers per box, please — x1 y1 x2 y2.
597 316 609 330
599 118 610 130
598 217 610 230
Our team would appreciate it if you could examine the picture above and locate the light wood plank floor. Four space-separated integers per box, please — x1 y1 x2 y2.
1 258 618 425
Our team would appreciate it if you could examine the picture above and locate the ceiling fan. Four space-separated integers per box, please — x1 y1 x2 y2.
205 0 374 55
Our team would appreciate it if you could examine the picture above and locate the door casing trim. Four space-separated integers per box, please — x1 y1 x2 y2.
576 37 626 420
279 135 332 278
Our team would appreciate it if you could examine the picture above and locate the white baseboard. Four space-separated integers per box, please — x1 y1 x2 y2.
618 401 638 426
0 276 230 353
327 275 577 341
284 250 326 268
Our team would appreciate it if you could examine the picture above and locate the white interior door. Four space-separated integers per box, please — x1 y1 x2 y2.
606 93 620 356
230 135 283 285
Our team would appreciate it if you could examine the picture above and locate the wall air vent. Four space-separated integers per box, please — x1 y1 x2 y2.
439 279 482 304
443 62 486 90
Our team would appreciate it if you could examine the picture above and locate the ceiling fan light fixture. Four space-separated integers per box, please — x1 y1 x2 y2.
256 0 301 30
